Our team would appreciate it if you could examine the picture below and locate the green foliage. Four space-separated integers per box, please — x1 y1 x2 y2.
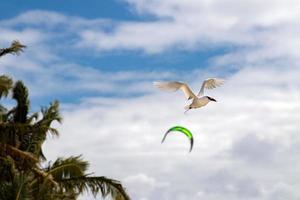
0 41 130 200
0 40 26 57
0 75 12 121
12 81 30 123
42 156 130 200
0 172 32 200
60 176 130 200
20 101 61 161
0 75 13 98
46 156 89 180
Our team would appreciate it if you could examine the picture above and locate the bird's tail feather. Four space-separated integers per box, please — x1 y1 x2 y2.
184 105 190 114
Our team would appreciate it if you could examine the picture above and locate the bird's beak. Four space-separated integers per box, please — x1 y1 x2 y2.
207 96 217 102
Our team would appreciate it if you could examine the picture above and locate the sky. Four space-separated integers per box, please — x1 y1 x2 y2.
1 0 300 200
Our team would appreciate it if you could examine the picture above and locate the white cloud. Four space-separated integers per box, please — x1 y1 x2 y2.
42 64 300 200
267 182 300 200
0 10 111 30
75 0 300 55
1 2 300 199
0 14 174 98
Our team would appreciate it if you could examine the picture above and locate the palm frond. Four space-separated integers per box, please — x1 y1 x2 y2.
0 144 38 167
0 122 52 161
45 156 130 200
60 176 130 200
17 101 62 160
31 167 58 187
0 40 26 57
12 81 30 123
0 104 8 122
0 172 32 200
39 100 62 125
0 123 35 146
33 100 61 138
0 155 16 182
27 112 39 124
0 75 13 98
46 156 88 180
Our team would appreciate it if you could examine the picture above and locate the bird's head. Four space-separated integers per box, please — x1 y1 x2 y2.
207 96 217 102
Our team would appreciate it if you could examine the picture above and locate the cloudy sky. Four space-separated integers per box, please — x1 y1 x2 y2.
1 0 300 199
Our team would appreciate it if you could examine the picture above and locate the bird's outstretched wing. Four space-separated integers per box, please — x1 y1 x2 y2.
153 81 196 100
197 78 224 97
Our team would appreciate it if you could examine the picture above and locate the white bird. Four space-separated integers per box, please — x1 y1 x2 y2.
153 78 224 113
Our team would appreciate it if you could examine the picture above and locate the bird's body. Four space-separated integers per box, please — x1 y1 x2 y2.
154 78 224 113
187 96 210 109
183 96 216 113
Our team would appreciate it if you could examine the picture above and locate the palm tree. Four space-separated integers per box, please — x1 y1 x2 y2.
0 40 25 121
0 41 130 200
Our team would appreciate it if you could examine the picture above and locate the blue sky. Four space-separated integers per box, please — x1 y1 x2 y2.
0 0 225 71
1 1 300 200
0 0 135 20
0 0 235 105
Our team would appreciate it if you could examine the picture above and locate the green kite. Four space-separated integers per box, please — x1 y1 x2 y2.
161 126 194 152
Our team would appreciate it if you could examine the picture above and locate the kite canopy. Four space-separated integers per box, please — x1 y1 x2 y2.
161 126 194 152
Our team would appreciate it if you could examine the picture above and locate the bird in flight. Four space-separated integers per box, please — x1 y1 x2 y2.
154 78 224 113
